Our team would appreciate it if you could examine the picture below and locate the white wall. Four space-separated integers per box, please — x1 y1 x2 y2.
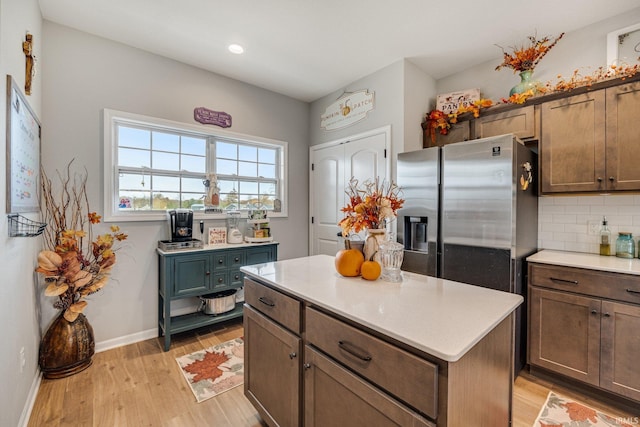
438 7 640 102
40 21 309 349
403 60 435 154
0 1 43 426
309 59 435 179
435 7 640 255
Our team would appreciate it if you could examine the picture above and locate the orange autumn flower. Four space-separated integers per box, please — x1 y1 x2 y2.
496 33 564 72
425 109 450 143
88 212 101 224
36 160 128 322
339 177 404 236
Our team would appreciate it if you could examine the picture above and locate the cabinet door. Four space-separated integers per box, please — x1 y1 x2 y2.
304 346 434 427
605 81 640 191
474 105 537 140
540 90 606 193
246 245 277 265
600 301 640 401
529 287 601 386
172 254 210 297
244 305 300 427
423 121 470 148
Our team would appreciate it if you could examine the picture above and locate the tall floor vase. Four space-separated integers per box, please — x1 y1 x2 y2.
39 312 95 379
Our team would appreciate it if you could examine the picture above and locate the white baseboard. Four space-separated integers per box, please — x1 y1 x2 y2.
18 369 42 427
95 328 158 353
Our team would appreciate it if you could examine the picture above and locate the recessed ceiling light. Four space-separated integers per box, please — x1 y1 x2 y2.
228 44 244 54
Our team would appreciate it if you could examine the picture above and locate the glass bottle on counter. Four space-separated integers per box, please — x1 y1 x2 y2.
615 232 635 259
599 217 612 256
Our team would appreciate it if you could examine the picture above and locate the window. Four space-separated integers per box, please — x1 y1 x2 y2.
104 109 287 221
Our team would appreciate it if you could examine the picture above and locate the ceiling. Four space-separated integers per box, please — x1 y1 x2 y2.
39 0 640 102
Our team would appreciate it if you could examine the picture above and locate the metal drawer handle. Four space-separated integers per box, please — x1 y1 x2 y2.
591 310 598 315
234 257 240 262
289 352 297 359
626 288 640 295
338 340 372 362
550 277 578 285
258 296 275 307
218 259 224 264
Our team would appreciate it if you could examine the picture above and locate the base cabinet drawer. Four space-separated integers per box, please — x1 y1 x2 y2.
304 345 434 427
245 278 301 334
305 307 438 419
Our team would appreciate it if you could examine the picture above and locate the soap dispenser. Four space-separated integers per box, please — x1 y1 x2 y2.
599 216 612 256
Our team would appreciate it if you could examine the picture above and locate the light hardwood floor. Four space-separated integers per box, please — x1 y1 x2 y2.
28 318 637 426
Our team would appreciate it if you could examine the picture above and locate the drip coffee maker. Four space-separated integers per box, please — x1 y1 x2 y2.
226 211 243 243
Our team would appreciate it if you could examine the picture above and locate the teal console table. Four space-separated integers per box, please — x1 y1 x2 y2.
157 242 278 351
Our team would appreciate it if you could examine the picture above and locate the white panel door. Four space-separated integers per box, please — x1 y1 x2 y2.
310 127 389 256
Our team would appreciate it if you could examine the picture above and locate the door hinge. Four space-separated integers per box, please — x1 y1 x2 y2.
384 149 387 158
311 163 314 171
311 217 314 224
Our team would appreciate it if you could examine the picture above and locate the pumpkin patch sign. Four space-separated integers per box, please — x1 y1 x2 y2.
320 89 375 131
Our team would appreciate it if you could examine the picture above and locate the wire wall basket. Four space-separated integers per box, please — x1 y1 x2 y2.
7 214 47 237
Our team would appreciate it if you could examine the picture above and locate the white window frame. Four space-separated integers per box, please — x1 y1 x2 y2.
103 109 288 222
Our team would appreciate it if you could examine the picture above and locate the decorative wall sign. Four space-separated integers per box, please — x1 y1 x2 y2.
6 75 41 213
22 33 36 96
320 89 375 131
436 88 480 115
194 107 232 128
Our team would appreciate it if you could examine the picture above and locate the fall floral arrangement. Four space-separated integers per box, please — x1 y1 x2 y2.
338 177 404 236
35 161 128 322
495 32 565 73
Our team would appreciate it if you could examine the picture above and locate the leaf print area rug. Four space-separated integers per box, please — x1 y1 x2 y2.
533 391 634 427
176 337 244 403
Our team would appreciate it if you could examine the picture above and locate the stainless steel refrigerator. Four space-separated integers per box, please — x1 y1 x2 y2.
397 134 538 372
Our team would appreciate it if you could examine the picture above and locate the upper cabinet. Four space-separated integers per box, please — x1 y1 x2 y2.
540 90 606 193
474 105 538 141
422 121 470 148
605 81 640 191
540 80 640 194
424 75 640 194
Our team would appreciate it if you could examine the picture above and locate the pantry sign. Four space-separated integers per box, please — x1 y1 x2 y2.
320 90 374 131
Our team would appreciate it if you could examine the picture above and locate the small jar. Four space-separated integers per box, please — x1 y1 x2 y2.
615 232 635 259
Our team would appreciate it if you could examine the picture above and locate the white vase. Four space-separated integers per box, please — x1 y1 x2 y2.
364 229 386 263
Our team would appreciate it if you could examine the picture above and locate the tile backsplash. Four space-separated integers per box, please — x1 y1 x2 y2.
539 194 640 255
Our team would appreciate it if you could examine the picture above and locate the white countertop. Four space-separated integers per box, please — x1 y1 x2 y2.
241 255 523 362
157 240 278 255
527 249 640 275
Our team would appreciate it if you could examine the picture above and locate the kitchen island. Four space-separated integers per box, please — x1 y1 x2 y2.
241 254 523 427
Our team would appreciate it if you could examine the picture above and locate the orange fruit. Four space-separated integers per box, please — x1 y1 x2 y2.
335 249 365 277
361 260 381 281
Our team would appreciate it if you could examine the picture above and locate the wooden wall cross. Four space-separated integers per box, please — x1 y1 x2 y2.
23 33 34 95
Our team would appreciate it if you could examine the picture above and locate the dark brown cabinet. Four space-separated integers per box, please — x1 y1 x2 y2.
244 305 301 427
528 262 640 402
473 105 538 141
604 81 640 191
540 80 640 193
529 286 601 385
303 346 433 427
